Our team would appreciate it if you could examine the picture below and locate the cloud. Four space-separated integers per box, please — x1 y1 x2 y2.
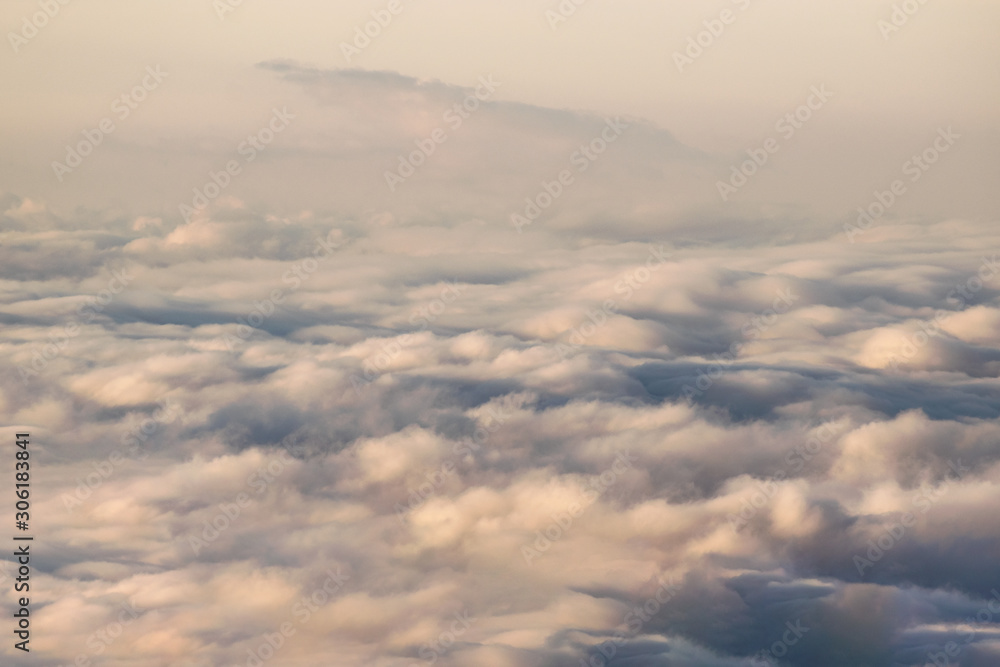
2 50 999 667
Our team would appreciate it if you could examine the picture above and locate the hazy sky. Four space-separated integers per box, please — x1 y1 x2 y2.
3 0 999 218
2 2 1000 666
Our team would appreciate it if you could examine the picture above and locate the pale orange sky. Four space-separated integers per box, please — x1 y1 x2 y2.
2 0 999 221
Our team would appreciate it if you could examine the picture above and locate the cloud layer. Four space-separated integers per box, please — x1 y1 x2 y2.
2 7 1000 665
